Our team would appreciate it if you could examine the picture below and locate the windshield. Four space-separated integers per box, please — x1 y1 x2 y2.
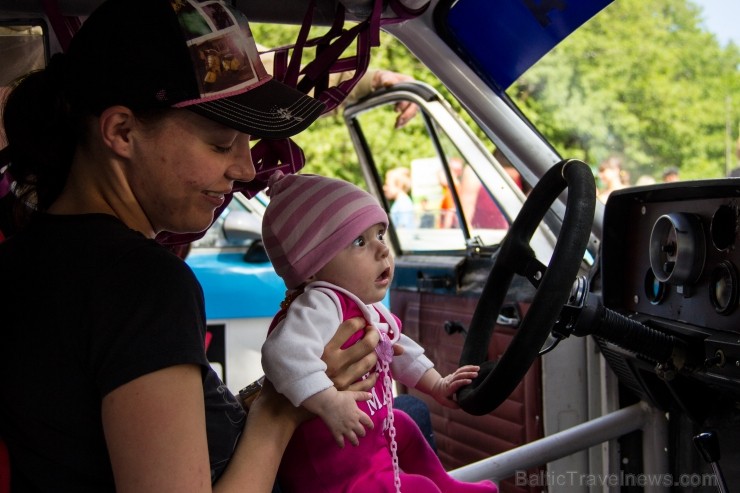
447 0 740 201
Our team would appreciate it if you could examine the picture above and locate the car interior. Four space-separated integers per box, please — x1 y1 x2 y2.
1 1 739 492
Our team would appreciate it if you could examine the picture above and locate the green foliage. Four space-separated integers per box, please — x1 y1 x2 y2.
507 0 740 181
252 0 740 184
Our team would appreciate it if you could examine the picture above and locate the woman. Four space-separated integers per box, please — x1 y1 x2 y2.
0 0 379 491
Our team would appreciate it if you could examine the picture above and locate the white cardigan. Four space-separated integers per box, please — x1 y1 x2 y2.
261 281 434 407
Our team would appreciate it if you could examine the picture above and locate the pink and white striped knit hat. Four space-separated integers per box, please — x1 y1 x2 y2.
262 172 389 289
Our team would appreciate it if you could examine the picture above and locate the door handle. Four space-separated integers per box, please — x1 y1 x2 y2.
496 313 520 326
443 305 521 337
497 304 521 327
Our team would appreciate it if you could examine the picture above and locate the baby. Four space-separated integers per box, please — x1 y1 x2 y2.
260 171 497 493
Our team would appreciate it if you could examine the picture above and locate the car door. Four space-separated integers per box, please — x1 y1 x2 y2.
343 82 557 492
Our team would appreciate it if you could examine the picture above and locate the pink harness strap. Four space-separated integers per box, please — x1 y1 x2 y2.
309 283 403 492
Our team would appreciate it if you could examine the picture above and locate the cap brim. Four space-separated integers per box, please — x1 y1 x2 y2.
188 79 325 139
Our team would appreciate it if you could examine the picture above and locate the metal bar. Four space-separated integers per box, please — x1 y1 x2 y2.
449 401 651 483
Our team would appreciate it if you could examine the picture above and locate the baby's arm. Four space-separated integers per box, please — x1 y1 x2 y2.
414 365 480 409
302 386 374 447
262 290 346 406
386 325 477 409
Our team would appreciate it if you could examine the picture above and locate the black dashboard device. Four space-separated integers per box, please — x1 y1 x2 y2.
602 179 740 406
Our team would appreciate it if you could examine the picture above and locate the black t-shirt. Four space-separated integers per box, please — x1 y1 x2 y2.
0 213 246 491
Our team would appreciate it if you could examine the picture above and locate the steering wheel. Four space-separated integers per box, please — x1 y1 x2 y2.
457 159 596 416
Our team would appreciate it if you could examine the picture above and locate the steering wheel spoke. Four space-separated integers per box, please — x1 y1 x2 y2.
519 255 547 288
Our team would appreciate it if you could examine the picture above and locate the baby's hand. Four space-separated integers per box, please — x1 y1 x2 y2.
305 388 374 447
431 365 480 409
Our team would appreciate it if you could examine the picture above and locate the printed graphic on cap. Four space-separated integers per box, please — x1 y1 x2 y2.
171 0 267 101
172 0 215 40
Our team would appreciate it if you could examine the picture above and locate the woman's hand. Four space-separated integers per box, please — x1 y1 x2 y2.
321 317 379 392
216 379 307 491
244 317 381 411
217 316 381 490
249 378 310 425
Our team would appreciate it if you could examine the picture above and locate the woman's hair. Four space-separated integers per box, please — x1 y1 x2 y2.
2 58 81 215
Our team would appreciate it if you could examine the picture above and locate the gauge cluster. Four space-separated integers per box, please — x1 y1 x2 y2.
602 179 740 385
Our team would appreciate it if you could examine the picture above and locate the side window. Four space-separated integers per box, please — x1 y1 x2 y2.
351 97 512 253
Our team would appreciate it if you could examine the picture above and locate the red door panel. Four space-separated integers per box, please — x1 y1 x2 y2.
393 290 543 493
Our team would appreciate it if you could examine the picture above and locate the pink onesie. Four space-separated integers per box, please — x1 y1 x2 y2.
270 288 497 493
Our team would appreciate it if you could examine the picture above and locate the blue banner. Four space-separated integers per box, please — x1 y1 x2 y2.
447 0 614 89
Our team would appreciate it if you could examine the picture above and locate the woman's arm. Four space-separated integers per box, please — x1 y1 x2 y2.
215 380 305 492
228 318 380 482
102 318 379 492
102 364 217 493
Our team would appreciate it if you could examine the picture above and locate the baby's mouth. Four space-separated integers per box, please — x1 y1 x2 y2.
376 267 391 282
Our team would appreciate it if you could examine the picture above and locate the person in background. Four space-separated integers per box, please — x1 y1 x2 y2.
384 166 416 229
597 155 629 202
260 172 498 493
662 167 680 182
0 0 381 491
438 157 464 228
493 148 531 195
458 165 509 230
635 175 657 186
344 68 419 129
418 196 436 228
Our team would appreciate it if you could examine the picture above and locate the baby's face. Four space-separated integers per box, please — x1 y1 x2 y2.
313 223 393 304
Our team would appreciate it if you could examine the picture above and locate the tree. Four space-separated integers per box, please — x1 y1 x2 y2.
252 0 740 185
509 0 740 181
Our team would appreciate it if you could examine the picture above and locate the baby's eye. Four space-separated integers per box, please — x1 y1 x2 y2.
376 230 386 242
352 236 366 247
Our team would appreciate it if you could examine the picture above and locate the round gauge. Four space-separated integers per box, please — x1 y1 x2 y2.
649 213 706 285
643 268 667 304
710 205 737 251
709 261 738 315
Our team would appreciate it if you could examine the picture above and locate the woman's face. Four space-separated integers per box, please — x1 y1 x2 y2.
128 109 255 235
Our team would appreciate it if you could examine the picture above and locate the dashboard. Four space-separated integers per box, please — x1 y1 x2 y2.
601 179 740 409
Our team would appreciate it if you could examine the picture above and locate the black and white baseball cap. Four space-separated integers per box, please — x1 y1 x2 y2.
65 0 325 139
